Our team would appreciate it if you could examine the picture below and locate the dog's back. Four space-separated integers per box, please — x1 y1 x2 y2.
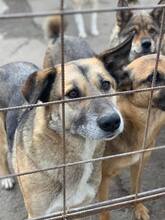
43 16 94 68
0 62 39 150
0 62 38 108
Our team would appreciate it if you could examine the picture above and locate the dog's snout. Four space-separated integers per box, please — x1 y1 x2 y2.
141 39 151 51
97 113 121 132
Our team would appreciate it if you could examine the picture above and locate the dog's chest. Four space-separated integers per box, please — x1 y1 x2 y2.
46 139 98 214
69 139 97 205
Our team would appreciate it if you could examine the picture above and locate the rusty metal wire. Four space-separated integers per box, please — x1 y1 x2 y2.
27 187 165 220
1 85 165 112
1 4 165 19
0 144 164 181
0 1 165 220
60 0 67 218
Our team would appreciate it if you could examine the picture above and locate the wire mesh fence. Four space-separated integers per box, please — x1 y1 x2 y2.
0 0 165 220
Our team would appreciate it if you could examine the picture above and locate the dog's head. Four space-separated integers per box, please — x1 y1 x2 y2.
21 36 134 141
110 54 165 112
116 0 165 60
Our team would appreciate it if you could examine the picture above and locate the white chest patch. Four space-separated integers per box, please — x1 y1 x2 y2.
46 139 98 215
69 139 96 205
131 153 141 165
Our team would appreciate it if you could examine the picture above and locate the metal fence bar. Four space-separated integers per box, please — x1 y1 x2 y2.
27 187 165 220
60 0 67 219
0 144 164 181
1 4 165 19
1 85 165 112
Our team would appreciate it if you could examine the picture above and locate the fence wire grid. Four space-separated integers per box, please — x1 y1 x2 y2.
0 1 165 220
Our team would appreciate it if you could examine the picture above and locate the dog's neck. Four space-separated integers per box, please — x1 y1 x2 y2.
31 106 104 212
118 96 165 147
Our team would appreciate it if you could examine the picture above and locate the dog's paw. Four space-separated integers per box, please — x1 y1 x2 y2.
79 32 87 38
1 177 15 190
134 203 150 220
91 29 99 36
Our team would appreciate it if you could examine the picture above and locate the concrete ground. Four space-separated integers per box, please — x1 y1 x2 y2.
0 0 164 219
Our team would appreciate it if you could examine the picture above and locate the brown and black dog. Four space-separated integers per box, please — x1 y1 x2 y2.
110 0 165 61
98 54 165 220
8 35 134 219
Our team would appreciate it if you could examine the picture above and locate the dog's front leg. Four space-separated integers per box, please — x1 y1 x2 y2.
0 112 15 190
74 14 87 38
98 174 112 220
98 158 121 220
91 13 99 36
130 152 151 220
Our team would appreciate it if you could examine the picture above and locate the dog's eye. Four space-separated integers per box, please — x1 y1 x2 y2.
147 72 161 83
148 28 156 35
132 27 138 34
101 80 111 91
66 88 80 99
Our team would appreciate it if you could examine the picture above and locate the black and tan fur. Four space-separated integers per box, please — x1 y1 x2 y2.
110 0 165 61
0 16 136 218
69 0 138 37
0 62 39 189
11 60 123 218
98 54 165 220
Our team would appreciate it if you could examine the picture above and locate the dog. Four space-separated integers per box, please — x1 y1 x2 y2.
66 0 138 38
0 62 39 190
0 16 94 190
110 0 165 61
98 54 165 220
0 17 135 218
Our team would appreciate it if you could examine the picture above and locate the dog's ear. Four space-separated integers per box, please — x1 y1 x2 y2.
150 0 165 25
98 33 134 91
116 0 133 28
22 67 56 103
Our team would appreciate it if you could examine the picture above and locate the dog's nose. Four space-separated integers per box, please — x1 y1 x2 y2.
141 39 151 51
97 113 121 132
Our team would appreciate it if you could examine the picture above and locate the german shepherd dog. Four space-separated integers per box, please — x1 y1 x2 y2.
0 63 39 190
0 18 134 218
98 54 165 220
110 0 165 61
59 0 138 38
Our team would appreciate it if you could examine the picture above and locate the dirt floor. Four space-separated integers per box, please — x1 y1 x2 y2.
0 0 164 220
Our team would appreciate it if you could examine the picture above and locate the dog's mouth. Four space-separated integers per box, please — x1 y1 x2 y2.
152 97 165 111
130 47 155 60
135 50 155 57
104 131 121 140
153 103 165 111
103 124 124 140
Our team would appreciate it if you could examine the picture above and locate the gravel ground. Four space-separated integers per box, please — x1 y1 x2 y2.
0 0 164 220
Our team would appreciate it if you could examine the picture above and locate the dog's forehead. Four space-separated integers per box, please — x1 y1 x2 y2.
130 12 153 27
55 63 89 92
54 58 114 89
56 63 87 81
126 55 165 79
73 57 114 82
